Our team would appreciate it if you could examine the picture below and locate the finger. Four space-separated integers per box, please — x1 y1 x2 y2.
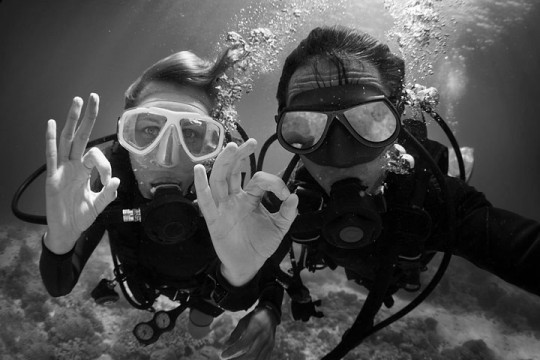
255 341 273 360
82 147 111 184
238 337 268 360
222 337 251 360
275 193 299 229
45 120 58 177
193 164 219 221
224 316 249 347
58 97 83 163
93 177 120 214
209 142 238 203
244 172 292 201
228 139 257 194
401 153 415 169
234 335 270 360
70 93 99 160
393 143 406 154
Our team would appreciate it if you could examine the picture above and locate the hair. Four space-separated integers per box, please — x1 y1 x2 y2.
124 48 242 109
276 25 405 112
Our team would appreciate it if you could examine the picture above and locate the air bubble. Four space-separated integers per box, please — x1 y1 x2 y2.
212 0 347 133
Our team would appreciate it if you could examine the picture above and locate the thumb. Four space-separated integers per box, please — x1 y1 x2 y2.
94 177 120 214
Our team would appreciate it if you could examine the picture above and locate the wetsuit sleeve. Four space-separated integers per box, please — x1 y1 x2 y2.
253 262 284 323
39 223 106 297
211 259 284 314
430 176 540 296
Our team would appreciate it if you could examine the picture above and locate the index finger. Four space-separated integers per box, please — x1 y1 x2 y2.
228 138 257 194
243 172 291 201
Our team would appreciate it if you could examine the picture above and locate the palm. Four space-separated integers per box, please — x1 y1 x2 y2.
44 94 119 254
194 139 298 286
46 161 99 238
207 192 288 273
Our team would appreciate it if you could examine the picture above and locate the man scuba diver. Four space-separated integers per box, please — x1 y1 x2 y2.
265 25 540 360
39 48 298 359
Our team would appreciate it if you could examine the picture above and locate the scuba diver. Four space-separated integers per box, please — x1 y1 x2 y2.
37 48 298 359
259 25 540 360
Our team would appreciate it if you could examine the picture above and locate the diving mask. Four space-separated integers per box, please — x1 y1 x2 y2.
276 86 401 166
118 107 225 162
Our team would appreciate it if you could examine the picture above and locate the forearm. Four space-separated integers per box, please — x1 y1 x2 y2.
211 262 263 311
455 206 540 296
212 260 284 314
39 224 105 297
40 237 79 296
430 177 540 296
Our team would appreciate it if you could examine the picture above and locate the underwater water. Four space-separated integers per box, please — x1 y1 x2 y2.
1 0 540 359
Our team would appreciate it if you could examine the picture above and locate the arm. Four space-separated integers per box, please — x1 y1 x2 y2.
39 224 105 296
209 256 284 313
193 140 295 359
41 93 119 296
430 176 540 296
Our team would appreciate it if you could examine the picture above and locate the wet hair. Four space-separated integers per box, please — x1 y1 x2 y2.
124 48 240 109
276 25 405 112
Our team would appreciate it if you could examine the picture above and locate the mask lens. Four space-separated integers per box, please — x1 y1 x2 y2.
280 111 328 150
179 117 222 158
344 102 397 142
121 112 167 151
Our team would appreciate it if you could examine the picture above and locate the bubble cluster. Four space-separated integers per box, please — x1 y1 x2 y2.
384 0 455 83
210 0 345 131
455 0 534 52
383 147 413 175
384 83 441 175
404 84 440 121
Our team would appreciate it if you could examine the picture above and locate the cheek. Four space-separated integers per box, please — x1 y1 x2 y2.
129 153 151 171
129 156 152 188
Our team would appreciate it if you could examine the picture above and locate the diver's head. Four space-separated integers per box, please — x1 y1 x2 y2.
119 50 236 198
275 26 405 194
276 26 405 112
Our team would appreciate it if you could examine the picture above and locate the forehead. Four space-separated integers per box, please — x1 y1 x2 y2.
137 81 214 114
286 58 389 106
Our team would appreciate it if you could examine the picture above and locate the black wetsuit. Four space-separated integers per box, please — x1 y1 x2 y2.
39 142 283 317
279 158 540 298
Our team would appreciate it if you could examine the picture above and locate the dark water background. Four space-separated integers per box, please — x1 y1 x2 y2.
1 0 540 358
1 0 539 223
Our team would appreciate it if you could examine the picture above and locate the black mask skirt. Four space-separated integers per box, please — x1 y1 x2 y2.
277 84 401 168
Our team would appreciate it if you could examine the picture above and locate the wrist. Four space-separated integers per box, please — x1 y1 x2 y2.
208 264 262 311
43 229 79 255
256 301 281 326
220 263 257 287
